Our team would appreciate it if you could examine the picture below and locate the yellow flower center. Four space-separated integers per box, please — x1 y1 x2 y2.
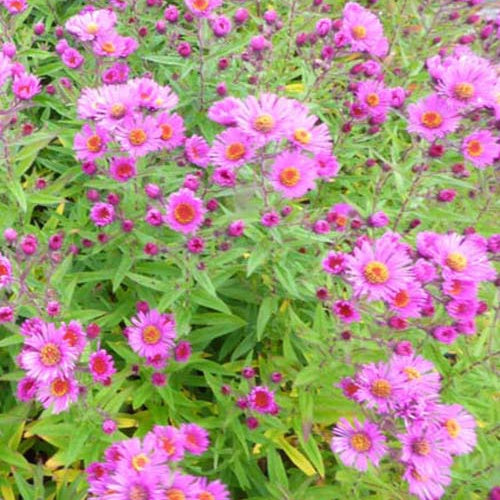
404 367 421 380
110 103 126 119
445 252 467 272
166 489 186 500
86 22 99 34
253 113 275 133
225 142 246 161
129 128 147 146
50 378 69 397
365 93 380 107
173 202 196 224
454 82 474 100
161 124 174 140
370 379 392 398
279 167 301 187
421 110 443 129
86 134 102 153
101 41 116 54
363 261 389 284
199 493 215 500
293 128 312 145
350 432 371 452
445 418 461 439
351 25 367 40
129 485 148 500
40 343 62 366
131 453 150 472
466 139 483 157
192 0 209 11
142 325 161 345
394 289 410 308
412 439 431 456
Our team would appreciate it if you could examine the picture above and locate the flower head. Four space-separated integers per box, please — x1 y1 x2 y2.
165 188 206 234
269 150 316 199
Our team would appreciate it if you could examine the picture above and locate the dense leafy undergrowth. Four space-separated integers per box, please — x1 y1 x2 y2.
0 0 499 499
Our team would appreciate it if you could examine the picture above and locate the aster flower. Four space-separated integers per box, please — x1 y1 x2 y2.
61 48 84 69
114 436 164 477
398 423 452 475
208 97 242 126
65 9 117 41
432 325 458 344
37 375 79 414
150 425 186 462
165 188 206 234
0 253 13 288
102 468 164 500
210 128 255 169
165 473 199 499
20 323 77 382
12 73 41 100
129 78 178 111
286 113 332 154
184 0 223 18
93 32 138 58
74 124 110 162
462 129 500 169
91 84 137 129
339 2 389 57
442 278 477 300
434 404 477 455
388 280 427 318
356 79 391 118
20 317 45 337
0 54 12 88
269 150 317 199
90 202 115 227
327 203 355 232
89 349 116 383
446 299 478 321
185 135 210 168
333 300 360 323
403 465 451 500
115 115 161 158
248 385 277 414
2 0 27 14
16 376 38 402
314 151 340 179
331 418 388 471
194 477 230 500
346 233 414 302
61 320 86 356
235 93 291 145
180 423 210 455
338 377 360 400
156 112 185 151
128 309 176 359
212 167 236 187
109 156 137 183
322 251 347 275
355 361 406 414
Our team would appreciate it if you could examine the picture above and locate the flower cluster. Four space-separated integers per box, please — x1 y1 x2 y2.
0 50 41 101
332 352 477 500
87 423 231 499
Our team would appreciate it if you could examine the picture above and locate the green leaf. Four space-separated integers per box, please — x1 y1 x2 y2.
256 296 277 341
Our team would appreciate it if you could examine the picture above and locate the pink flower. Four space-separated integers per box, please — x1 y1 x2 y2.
185 135 210 168
180 423 210 455
65 9 117 41
461 129 500 169
248 385 277 414
210 128 255 169
115 115 161 158
37 375 79 414
208 97 241 126
269 150 316 199
16 376 38 402
314 151 340 179
128 309 176 359
184 0 222 18
356 79 391 117
165 188 206 234
388 281 427 318
432 325 458 344
0 253 13 288
61 48 84 69
89 349 116 383
322 251 347 274
109 157 137 182
407 94 460 142
333 300 360 323
129 77 178 111
403 465 451 500
93 32 138 58
435 404 476 455
12 73 41 100
286 112 332 154
327 203 355 231
194 478 230 500
150 425 186 462
261 211 280 227
156 112 185 151
61 321 86 356
2 0 27 14
74 124 110 162
175 341 192 362
90 202 115 227
331 418 388 471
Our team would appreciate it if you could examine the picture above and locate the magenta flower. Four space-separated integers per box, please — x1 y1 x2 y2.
61 321 86 356
356 79 391 117
0 53 12 88
442 278 477 300
165 188 206 234
128 309 176 359
89 349 116 383
194 478 231 500
65 9 117 41
322 251 347 275
208 97 241 126
327 203 355 231
3 0 27 14
180 423 210 455
248 385 277 414
0 253 13 288
89 84 137 129
269 150 317 199
286 113 332 154
61 48 84 69
115 115 161 158
184 135 210 168
12 73 41 100
210 128 255 169
331 418 388 471
333 300 360 323
314 152 340 179
16 376 38 402
435 404 477 455
151 425 186 462
109 157 137 183
388 280 427 318
156 112 185 151
90 202 115 227
74 124 110 162
432 325 458 344
407 94 460 142
93 32 138 58
37 375 79 414
184 0 222 17
462 129 500 169
129 77 178 111
403 465 451 500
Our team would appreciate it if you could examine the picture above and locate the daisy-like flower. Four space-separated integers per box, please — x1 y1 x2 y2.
432 233 496 282
115 115 160 158
0 53 12 88
12 73 41 101
388 280 427 318
61 48 84 69
437 55 497 110
355 361 406 414
333 300 360 323
322 251 347 275
165 473 199 499
0 253 13 288
462 130 500 169
235 93 291 145
286 113 332 154
109 157 137 183
93 32 138 58
92 84 137 129
185 135 210 168
184 0 223 18
314 151 340 179
208 97 242 126
446 299 478 321
114 436 164 477
65 9 117 42
407 94 460 142
355 79 391 117
331 418 387 472
327 203 355 232
210 128 255 169
434 404 476 455
180 423 210 455
16 376 38 402
21 323 77 382
346 233 414 302
398 423 452 475
269 150 316 199
103 469 163 500
442 278 477 300
90 202 115 227
165 188 206 234
432 325 458 344
194 477 231 500
37 375 79 414
129 78 178 111
389 354 441 399
338 377 360 400
248 385 277 414
128 309 176 359
61 320 86 356
339 2 389 57
156 112 185 151
20 317 44 337
74 124 110 162
150 425 186 462
89 349 116 383
2 0 27 14
403 465 451 500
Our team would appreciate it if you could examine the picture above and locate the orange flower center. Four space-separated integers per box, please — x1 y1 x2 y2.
0 264 9 277
253 113 275 133
394 289 410 308
370 379 392 398
453 82 474 100
225 142 246 161
173 202 196 225
192 0 209 11
9 0 23 11
142 325 161 345
166 489 186 500
279 167 301 187
101 41 116 54
129 485 148 500
363 261 389 284
445 418 461 439
63 328 79 347
254 390 270 408
161 124 174 140
351 25 367 40
131 453 150 472
421 110 443 129
161 437 176 455
86 22 99 34
449 280 462 295
466 139 483 157
350 432 371 452
40 343 62 366
445 252 467 272
110 103 126 119
403 367 421 380
129 128 147 146
91 356 108 375
365 93 380 107
412 439 431 456
86 134 102 153
293 128 312 145
335 215 347 227
50 378 69 397
198 493 215 500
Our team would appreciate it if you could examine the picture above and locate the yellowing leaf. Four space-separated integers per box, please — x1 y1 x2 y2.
279 299 290 313
285 83 304 94
117 417 137 428
272 435 316 477
252 443 262 455
56 202 65 215
1 484 16 500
